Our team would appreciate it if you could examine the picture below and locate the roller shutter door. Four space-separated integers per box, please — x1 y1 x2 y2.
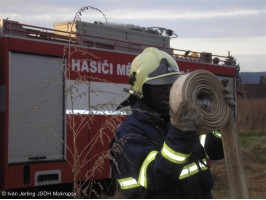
8 52 64 163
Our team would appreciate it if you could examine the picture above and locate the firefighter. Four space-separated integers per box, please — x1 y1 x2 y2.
110 47 231 198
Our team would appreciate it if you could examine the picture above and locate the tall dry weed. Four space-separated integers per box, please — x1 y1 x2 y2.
63 6 125 198
236 97 266 131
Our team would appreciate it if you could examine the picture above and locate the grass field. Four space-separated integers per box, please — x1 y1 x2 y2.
211 130 266 198
212 97 266 199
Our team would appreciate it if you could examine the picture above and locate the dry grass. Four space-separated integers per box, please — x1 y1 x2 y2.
236 97 266 131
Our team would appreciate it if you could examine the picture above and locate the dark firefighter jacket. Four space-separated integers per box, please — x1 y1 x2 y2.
110 101 224 199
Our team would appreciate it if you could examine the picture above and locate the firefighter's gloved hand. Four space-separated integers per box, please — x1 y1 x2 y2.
221 79 235 108
170 100 203 132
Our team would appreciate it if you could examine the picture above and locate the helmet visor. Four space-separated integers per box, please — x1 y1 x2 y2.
145 74 181 85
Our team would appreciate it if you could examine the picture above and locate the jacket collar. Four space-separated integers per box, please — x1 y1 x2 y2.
131 101 169 123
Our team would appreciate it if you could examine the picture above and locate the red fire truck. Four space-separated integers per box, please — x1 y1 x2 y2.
0 19 237 191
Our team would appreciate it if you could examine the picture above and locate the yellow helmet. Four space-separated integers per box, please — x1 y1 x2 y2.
129 47 181 94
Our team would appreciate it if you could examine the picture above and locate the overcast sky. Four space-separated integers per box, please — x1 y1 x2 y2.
1 0 265 72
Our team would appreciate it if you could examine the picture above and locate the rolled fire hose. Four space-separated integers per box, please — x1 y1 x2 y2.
170 69 249 198
170 69 230 135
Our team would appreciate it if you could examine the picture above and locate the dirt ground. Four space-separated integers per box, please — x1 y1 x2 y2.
211 151 266 199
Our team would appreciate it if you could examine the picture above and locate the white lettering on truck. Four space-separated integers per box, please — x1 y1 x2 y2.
116 63 131 76
72 59 81 71
71 59 130 76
